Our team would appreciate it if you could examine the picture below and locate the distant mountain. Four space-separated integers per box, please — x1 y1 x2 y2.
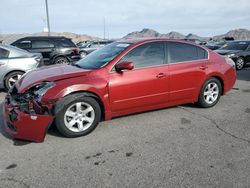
0 32 98 44
123 28 250 41
123 29 161 39
164 31 185 39
212 29 250 41
123 29 185 39
1 28 250 45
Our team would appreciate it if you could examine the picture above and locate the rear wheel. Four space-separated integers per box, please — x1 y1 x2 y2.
4 71 24 90
197 78 222 108
80 51 87 58
54 57 69 64
55 94 101 138
235 57 245 70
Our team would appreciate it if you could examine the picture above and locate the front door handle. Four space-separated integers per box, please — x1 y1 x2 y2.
156 73 167 78
199 65 208 70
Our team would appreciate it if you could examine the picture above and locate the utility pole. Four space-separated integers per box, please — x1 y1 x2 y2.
103 17 106 40
45 0 51 36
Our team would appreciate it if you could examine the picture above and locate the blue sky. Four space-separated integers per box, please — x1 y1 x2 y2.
0 0 250 38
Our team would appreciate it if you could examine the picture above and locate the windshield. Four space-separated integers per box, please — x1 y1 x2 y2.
219 41 250 51
75 42 131 69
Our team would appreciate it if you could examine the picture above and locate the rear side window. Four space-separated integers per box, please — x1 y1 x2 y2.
54 38 76 47
168 42 208 63
32 40 51 48
14 40 31 49
121 42 165 68
0 48 10 58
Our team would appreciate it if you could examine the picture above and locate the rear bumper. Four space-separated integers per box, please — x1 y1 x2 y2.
3 102 54 142
223 68 237 95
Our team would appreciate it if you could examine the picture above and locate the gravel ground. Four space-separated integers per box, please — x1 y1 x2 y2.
0 68 250 188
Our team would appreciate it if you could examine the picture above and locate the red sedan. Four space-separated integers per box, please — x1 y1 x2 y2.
3 39 236 142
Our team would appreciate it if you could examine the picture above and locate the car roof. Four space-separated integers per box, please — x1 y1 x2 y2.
118 38 205 46
18 36 70 40
228 40 250 42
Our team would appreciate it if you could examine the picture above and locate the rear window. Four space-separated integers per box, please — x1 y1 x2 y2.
14 40 31 49
0 48 10 58
220 41 250 51
168 42 208 63
54 38 76 47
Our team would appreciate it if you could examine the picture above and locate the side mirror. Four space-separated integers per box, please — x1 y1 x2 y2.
115 61 134 72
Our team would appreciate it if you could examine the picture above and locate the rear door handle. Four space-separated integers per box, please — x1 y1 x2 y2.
156 73 167 78
199 65 208 70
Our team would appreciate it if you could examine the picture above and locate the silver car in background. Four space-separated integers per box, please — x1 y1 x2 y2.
0 44 43 90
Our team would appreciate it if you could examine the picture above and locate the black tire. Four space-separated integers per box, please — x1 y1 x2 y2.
54 57 69 64
235 57 245 70
4 71 24 91
54 93 101 138
197 78 222 108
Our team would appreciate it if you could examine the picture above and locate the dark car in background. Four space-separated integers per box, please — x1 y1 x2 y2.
215 41 250 70
11 36 80 65
205 41 227 50
79 40 114 58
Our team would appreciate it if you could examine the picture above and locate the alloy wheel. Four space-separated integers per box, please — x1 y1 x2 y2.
64 102 95 133
203 82 219 104
236 58 244 70
8 73 22 89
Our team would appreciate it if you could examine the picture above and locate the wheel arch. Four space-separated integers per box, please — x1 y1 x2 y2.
205 75 225 95
3 70 25 88
54 90 106 121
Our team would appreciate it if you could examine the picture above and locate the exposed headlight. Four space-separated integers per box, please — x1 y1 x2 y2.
31 81 55 102
226 54 236 58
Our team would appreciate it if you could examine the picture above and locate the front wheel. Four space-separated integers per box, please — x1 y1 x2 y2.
235 57 245 70
55 94 101 138
197 78 222 108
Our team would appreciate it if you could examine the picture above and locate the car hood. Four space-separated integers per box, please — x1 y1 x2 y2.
215 49 242 55
15 64 91 93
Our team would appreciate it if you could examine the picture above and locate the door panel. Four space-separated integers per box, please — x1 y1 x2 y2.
109 65 169 111
29 40 52 62
166 41 209 102
168 60 207 101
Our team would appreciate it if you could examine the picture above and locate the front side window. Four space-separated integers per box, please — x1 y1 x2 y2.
168 42 208 63
220 41 250 51
0 48 10 58
121 42 165 68
32 40 51 48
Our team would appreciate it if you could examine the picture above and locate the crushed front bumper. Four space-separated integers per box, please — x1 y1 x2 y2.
3 102 54 142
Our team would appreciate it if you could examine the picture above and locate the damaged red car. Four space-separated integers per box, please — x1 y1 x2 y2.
3 39 236 142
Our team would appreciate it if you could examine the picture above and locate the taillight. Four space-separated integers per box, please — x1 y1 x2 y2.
72 48 79 54
225 57 235 69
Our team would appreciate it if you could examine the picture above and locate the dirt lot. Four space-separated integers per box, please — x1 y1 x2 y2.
0 68 250 188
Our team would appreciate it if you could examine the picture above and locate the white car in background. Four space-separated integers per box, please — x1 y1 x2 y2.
0 44 43 90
